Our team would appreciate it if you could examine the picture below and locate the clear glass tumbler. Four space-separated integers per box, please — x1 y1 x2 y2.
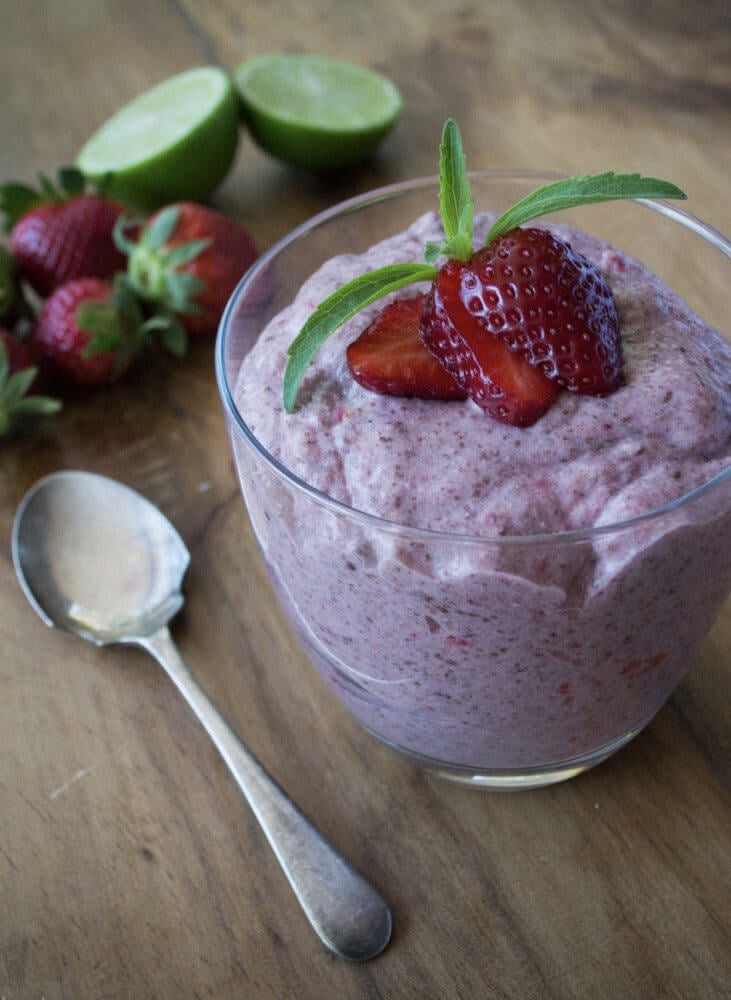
216 173 731 788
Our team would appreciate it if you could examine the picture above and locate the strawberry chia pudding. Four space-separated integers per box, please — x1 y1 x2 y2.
222 204 731 786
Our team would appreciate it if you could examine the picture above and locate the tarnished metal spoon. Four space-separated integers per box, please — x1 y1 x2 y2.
12 470 392 961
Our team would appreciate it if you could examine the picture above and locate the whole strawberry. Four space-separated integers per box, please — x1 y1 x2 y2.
120 202 258 336
0 327 61 436
31 277 145 387
1 169 128 297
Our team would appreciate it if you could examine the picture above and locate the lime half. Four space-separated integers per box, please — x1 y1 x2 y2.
234 54 402 170
77 67 240 211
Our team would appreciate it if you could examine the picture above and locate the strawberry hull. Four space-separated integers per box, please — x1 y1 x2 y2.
220 198 731 787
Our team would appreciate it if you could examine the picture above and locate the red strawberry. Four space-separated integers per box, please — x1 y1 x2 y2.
458 228 623 395
420 260 558 426
30 278 144 387
123 202 258 336
1 169 127 296
346 294 467 400
0 327 61 435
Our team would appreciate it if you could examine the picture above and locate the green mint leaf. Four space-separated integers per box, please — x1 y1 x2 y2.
487 171 688 243
0 341 8 384
424 241 441 265
283 263 438 413
439 120 473 250
441 232 473 262
143 206 179 251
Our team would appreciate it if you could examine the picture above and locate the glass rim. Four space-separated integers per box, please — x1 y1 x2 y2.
215 169 731 547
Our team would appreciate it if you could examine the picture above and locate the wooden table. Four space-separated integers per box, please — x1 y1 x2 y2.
2 2 729 997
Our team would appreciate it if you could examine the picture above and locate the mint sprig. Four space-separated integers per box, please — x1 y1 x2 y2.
486 172 687 243
282 118 688 412
283 264 437 412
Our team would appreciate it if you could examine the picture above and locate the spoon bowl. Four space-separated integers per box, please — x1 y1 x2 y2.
13 470 188 643
12 470 392 962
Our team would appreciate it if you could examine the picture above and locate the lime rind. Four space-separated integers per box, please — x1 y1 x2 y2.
234 54 402 170
77 67 240 211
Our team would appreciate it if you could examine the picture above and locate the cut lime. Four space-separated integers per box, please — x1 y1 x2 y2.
234 54 402 170
77 67 240 212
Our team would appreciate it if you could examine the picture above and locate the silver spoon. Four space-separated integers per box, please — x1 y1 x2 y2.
12 469 392 961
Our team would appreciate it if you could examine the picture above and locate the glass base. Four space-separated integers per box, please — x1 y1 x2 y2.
368 725 645 789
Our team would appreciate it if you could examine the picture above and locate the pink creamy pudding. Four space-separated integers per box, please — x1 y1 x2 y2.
233 212 731 772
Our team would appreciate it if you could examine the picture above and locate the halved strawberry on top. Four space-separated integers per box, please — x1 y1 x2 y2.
346 294 467 401
282 119 686 424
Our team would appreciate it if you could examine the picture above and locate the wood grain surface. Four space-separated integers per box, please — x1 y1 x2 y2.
1 1 730 998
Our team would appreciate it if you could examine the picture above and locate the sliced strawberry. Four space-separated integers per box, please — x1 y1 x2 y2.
462 228 623 395
420 260 558 426
346 294 467 400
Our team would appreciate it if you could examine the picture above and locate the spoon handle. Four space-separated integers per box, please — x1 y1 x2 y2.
137 626 392 961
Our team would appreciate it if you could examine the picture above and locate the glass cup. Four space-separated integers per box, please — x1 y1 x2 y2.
215 172 731 788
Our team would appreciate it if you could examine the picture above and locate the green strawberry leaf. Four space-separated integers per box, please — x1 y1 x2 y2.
76 302 125 355
11 395 62 417
0 341 10 385
141 314 188 357
144 206 179 252
165 238 212 268
164 271 205 313
0 342 61 437
38 174 58 199
84 332 124 357
58 167 86 196
0 183 41 231
113 214 145 255
0 248 18 321
93 172 115 197
424 241 441 265
4 367 37 403
283 262 438 412
111 274 144 320
487 171 688 243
